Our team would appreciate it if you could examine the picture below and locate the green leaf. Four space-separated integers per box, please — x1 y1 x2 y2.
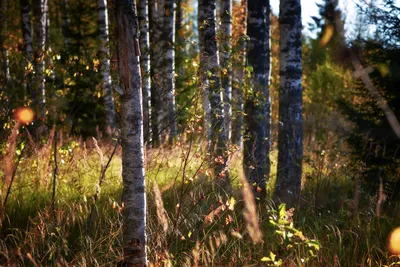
260 257 271 262
308 240 321 250
269 251 276 261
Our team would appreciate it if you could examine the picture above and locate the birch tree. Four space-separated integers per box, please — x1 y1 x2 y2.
199 0 228 184
275 0 303 205
98 0 116 134
115 0 147 265
0 0 9 85
160 0 177 143
220 0 232 142
198 0 212 142
32 0 48 120
138 0 151 143
243 0 271 197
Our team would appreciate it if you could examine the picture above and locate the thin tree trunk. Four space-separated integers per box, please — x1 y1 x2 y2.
149 0 164 145
20 0 34 98
33 0 48 120
200 0 228 187
115 0 147 265
0 0 10 85
98 0 116 134
138 0 151 144
160 0 176 143
231 0 246 147
198 0 212 143
220 0 232 143
275 0 303 205
243 0 271 198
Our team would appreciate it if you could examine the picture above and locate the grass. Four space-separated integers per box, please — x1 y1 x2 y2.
0 129 400 266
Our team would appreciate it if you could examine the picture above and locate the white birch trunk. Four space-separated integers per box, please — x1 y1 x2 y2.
33 0 48 120
98 0 116 134
115 0 147 265
161 0 177 143
276 0 303 205
149 0 164 145
200 0 229 188
220 0 232 143
198 0 212 142
138 0 151 144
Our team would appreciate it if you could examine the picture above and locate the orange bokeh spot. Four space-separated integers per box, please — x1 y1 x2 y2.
14 107 34 125
388 227 400 255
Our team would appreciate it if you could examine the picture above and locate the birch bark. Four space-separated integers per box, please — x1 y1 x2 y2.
200 0 229 186
138 0 151 144
276 0 303 205
33 0 48 120
115 0 147 265
220 0 232 143
98 0 116 134
243 0 271 198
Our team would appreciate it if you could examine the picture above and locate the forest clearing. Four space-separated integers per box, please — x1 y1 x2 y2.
0 0 400 266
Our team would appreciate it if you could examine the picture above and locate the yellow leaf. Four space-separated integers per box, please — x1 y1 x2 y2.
319 24 334 47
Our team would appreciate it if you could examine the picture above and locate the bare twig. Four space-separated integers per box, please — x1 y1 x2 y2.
351 54 400 139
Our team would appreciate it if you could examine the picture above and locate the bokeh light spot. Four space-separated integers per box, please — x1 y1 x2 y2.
388 227 400 255
14 107 34 125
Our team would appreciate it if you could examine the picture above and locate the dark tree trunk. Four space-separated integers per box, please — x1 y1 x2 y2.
275 0 303 205
20 0 34 98
243 0 271 199
0 0 9 85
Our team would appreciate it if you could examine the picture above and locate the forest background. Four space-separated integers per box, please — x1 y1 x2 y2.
0 0 400 266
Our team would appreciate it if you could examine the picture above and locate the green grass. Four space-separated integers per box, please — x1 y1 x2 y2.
0 134 400 266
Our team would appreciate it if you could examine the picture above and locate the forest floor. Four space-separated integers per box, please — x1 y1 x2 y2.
0 134 399 266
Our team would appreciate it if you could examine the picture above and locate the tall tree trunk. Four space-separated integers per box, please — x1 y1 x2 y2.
149 0 164 145
20 0 34 98
200 0 228 186
138 0 151 144
33 0 48 121
98 0 116 134
160 0 176 143
115 0 147 265
220 0 232 143
275 0 303 205
231 0 246 147
243 0 271 198
0 0 10 85
198 0 212 143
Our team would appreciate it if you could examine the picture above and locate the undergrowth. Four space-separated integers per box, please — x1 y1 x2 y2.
0 129 399 266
